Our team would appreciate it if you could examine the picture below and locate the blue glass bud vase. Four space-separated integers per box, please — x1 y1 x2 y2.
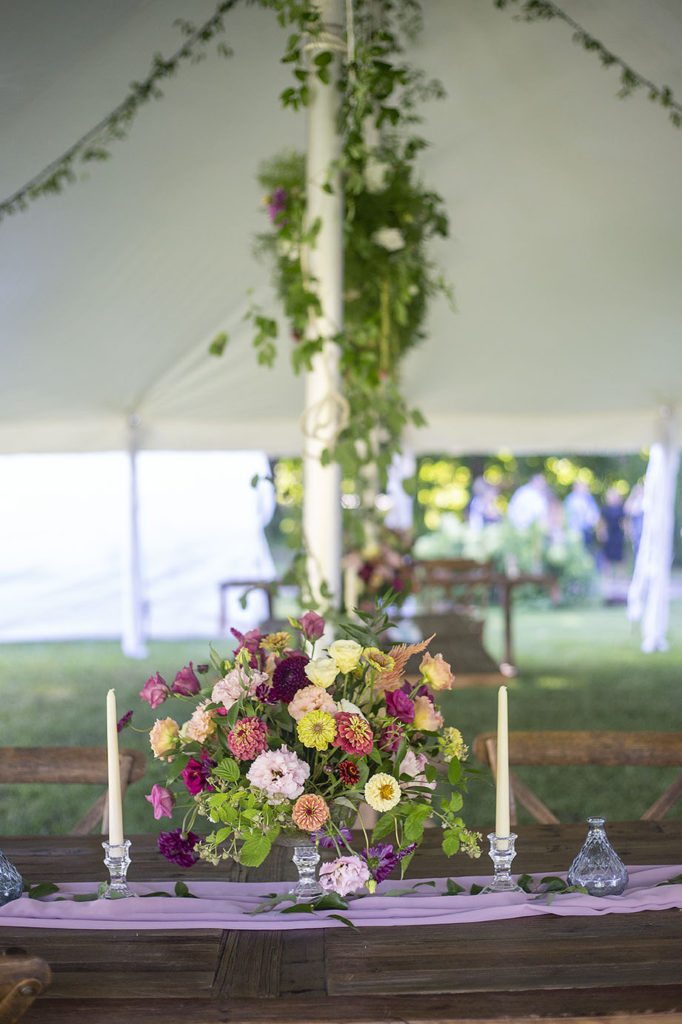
567 817 628 896
0 848 23 906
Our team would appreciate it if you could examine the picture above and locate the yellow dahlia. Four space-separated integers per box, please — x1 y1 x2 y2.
297 709 337 751
362 647 395 673
364 772 401 812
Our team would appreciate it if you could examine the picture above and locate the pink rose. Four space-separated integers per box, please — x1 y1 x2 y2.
171 662 200 696
419 652 454 691
145 783 175 820
413 695 444 731
140 672 170 709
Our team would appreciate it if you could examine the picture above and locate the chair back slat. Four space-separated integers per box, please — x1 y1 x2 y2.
0 747 146 834
473 731 682 822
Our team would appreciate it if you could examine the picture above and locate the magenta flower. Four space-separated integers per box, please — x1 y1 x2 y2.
140 672 170 709
385 689 415 725
181 753 216 796
227 717 270 761
231 627 264 669
298 611 325 642
158 828 200 867
116 710 133 733
171 662 200 696
145 783 175 820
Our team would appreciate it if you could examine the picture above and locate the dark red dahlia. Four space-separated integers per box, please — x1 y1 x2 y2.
270 654 310 704
158 828 200 867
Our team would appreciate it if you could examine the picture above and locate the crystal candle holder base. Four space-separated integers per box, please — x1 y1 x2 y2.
290 843 324 900
100 840 136 899
481 832 524 894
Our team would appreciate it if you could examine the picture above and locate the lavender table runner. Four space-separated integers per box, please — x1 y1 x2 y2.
1 865 680 931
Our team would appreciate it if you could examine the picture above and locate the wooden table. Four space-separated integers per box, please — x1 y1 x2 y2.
2 821 681 1023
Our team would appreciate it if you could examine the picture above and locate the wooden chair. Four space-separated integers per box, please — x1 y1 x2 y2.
473 731 682 823
0 747 146 835
0 949 51 1023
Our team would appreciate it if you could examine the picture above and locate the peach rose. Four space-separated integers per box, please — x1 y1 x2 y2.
419 652 454 691
149 717 179 760
413 696 444 732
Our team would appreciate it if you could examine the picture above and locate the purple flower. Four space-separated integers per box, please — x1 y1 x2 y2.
270 654 310 704
362 843 399 884
385 689 415 725
298 611 325 642
171 662 200 696
255 680 276 704
196 664 209 674
313 825 353 849
397 842 417 862
116 710 133 733
181 753 216 796
267 186 288 225
145 783 175 820
140 672 170 709
401 680 428 699
377 720 404 753
158 828 200 868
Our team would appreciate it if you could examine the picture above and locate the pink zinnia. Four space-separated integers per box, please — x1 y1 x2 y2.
292 793 329 831
227 717 269 761
334 712 374 756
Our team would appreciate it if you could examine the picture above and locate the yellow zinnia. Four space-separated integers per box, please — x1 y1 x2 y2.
297 709 337 751
364 772 401 812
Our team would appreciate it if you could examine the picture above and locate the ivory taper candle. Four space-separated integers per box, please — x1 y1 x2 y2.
106 688 124 846
495 685 510 841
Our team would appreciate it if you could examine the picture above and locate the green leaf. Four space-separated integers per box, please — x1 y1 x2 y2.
280 901 315 914
313 892 348 910
371 812 398 841
71 892 99 902
469 883 484 895
208 331 228 356
445 878 464 895
214 757 241 783
447 757 462 785
328 913 357 929
239 835 272 867
28 882 59 900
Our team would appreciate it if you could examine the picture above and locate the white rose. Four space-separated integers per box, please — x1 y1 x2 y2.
328 639 363 673
365 157 390 194
304 656 339 689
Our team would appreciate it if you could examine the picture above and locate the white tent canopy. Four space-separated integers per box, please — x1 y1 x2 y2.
2 0 681 457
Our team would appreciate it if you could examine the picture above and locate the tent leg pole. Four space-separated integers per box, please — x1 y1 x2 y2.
302 0 346 616
121 416 148 659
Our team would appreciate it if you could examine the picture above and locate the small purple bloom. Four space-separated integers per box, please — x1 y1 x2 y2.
362 843 399 884
401 680 428 699
116 710 133 733
145 783 175 820
196 664 209 674
298 611 325 642
255 680 276 704
140 672 170 709
313 825 353 849
171 662 200 696
385 689 415 725
267 186 288 225
397 842 417 862
158 828 200 868
181 753 216 796
378 720 404 753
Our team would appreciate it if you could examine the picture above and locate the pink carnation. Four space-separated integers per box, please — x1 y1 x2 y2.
227 717 270 761
288 684 336 722
246 745 310 804
319 855 371 896
333 712 374 756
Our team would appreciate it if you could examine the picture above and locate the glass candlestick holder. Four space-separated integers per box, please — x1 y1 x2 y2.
100 840 136 899
290 842 323 900
481 832 524 894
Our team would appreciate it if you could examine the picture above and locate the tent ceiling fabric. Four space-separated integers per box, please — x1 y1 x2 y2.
1 0 681 455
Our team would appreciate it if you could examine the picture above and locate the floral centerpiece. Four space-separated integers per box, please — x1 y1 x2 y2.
139 607 480 896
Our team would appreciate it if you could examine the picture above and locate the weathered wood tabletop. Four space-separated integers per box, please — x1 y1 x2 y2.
1 820 681 1024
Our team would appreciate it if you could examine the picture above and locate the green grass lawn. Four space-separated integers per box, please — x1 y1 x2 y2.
1 601 680 835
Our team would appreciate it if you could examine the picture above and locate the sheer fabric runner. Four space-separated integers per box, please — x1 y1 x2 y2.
1 865 680 931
